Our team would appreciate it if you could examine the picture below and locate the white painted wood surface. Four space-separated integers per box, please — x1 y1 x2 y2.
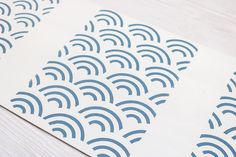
0 0 235 156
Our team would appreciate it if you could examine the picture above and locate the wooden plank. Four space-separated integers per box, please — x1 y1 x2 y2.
0 0 235 156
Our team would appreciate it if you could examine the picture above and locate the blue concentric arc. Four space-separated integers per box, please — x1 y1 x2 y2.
8 8 200 157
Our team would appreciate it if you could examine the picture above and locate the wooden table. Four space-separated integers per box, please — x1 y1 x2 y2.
0 0 235 156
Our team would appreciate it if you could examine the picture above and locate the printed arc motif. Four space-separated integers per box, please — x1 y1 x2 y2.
192 72 236 157
0 0 60 56
9 9 198 157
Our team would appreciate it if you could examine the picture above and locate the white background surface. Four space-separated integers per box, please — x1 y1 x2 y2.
0 0 235 156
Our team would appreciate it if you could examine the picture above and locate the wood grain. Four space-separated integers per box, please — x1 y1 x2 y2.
0 0 235 156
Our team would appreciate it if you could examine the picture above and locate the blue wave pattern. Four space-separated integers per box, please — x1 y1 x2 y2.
10 10 198 156
192 72 236 157
0 0 60 55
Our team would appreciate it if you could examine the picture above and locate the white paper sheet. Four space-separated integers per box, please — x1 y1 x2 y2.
0 0 60 57
0 1 235 157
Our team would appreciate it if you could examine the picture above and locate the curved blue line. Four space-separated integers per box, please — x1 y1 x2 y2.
15 12 40 22
0 19 12 32
79 106 122 130
113 79 140 96
101 33 123 46
47 61 73 83
48 97 63 108
89 120 106 132
172 49 187 57
16 20 28 27
99 10 124 27
110 60 125 68
74 80 113 103
177 61 190 65
208 119 214 129
97 18 110 25
116 100 156 117
197 142 227 157
71 43 85 50
43 66 65 81
146 66 179 80
89 20 94 32
155 100 167 105
85 113 114 132
0 37 13 53
39 85 79 106
33 0 39 11
94 145 121 157
122 107 151 124
166 39 198 51
138 49 164 63
212 112 222 127
191 152 197 157
71 38 93 51
149 93 169 100
107 73 148 93
224 127 236 135
127 114 142 123
129 24 160 42
106 49 140 70
43 7 54 11
98 154 109 157
200 134 236 156
74 60 99 75
0 2 11 16
137 44 171 65
52 127 67 138
227 84 233 93
130 28 154 41
80 85 105 101
217 103 236 108
147 72 175 88
77 66 91 75
123 130 146 138
11 31 28 39
103 38 117 45
13 104 26 113
203 150 218 157
45 91 71 109
35 74 40 85
95 14 117 25
49 120 76 138
220 96 236 102
107 55 132 69
84 92 97 100
87 138 130 157
117 85 132 95
133 33 147 40
11 98 34 114
0 24 4 33
142 54 156 62
69 55 106 73
149 93 169 105
151 78 167 87
14 1 32 10
168 44 194 57
74 34 100 53
18 92 42 116
42 11 51 15
100 29 131 48
45 72 57 80
14 0 38 11
15 16 35 27
44 113 84 140
130 138 142 143
222 110 236 116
